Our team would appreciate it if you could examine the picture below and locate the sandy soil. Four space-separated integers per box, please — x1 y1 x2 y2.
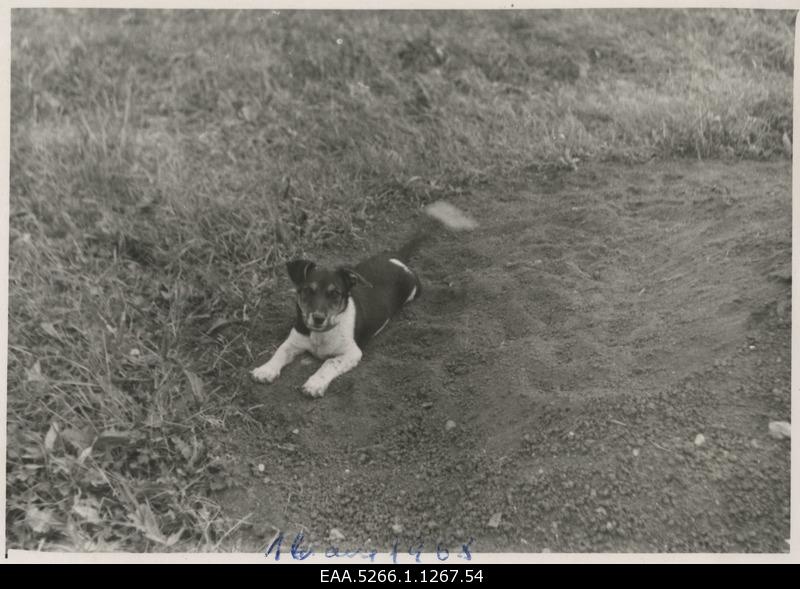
214 160 790 554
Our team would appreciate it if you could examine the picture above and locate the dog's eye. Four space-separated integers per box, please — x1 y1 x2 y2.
327 289 341 299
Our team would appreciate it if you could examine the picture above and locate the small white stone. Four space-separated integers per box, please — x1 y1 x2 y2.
328 528 345 542
257 463 265 472
694 434 706 446
391 523 404 534
632 448 640 457
487 512 502 528
291 428 299 435
769 421 791 439
445 420 457 431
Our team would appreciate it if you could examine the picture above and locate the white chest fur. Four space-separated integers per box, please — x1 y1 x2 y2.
308 297 357 359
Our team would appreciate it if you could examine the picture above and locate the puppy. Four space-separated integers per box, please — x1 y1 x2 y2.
251 201 477 397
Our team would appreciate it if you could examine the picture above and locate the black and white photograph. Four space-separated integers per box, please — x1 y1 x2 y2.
3 4 794 560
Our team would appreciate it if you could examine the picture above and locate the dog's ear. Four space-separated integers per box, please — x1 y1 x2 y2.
286 259 316 288
337 267 373 290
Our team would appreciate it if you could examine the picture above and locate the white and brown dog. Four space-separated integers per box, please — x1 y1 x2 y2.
251 201 477 397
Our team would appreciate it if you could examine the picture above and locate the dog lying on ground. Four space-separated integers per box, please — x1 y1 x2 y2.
251 201 477 397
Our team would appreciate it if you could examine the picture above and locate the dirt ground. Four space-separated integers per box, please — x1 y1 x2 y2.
213 160 791 554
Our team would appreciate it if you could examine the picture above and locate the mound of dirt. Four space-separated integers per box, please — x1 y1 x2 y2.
216 160 790 554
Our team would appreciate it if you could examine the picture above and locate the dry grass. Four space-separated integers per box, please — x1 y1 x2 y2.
6 8 794 551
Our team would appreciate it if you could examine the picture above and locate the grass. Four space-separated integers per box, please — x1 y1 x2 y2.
6 8 794 551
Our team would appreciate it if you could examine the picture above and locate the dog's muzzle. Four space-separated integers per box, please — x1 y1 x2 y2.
307 314 336 332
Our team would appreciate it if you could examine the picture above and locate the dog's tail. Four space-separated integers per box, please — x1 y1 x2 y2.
395 201 478 262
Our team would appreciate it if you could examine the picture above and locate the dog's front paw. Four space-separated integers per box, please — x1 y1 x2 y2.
302 376 329 398
252 363 281 383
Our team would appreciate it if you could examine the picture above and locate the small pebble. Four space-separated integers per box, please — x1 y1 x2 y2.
768 421 791 440
487 512 502 528
257 463 265 473
445 420 457 431
291 428 299 435
694 434 706 446
328 528 346 542
422 402 433 409
632 448 640 457
391 523 404 534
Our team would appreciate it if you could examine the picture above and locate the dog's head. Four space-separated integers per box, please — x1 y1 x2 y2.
286 259 372 332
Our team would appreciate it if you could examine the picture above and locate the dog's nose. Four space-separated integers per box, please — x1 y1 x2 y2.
311 314 325 326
